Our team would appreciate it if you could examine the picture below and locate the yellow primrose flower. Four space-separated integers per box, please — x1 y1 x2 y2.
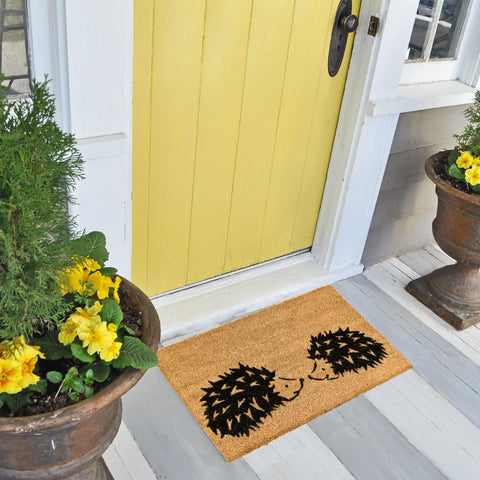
87 271 115 300
59 302 103 345
457 151 475 169
473 156 480 167
79 257 101 272
99 341 122 362
60 264 91 295
78 321 117 356
13 345 43 390
466 166 480 186
58 317 83 345
0 357 22 394
112 276 121 303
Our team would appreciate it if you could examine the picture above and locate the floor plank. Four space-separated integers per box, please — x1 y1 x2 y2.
335 275 480 429
121 368 260 480
310 395 447 480
366 370 480 480
245 426 355 480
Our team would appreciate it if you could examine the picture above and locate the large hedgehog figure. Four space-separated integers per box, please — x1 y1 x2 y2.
307 327 387 381
200 363 304 438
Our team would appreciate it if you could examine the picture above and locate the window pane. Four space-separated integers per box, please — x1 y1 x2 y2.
0 0 30 95
406 0 469 62
431 0 467 59
407 1 434 60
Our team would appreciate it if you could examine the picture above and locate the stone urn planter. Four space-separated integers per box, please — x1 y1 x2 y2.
0 277 161 480
406 151 480 330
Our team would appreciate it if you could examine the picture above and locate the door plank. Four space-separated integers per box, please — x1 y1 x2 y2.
224 0 296 272
291 0 361 251
146 0 207 293
259 0 335 262
187 0 253 284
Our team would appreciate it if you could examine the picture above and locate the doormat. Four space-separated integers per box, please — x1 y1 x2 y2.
157 286 412 462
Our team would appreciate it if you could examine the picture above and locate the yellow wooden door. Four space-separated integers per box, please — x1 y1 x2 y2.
133 0 359 296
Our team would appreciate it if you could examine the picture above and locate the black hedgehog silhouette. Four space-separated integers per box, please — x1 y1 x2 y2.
307 327 387 380
200 363 303 438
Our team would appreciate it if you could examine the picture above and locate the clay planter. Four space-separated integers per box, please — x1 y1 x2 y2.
0 277 160 479
406 151 480 330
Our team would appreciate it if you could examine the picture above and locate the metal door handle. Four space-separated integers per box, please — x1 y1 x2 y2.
328 0 358 77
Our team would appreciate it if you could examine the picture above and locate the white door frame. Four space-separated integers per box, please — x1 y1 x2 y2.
26 0 479 339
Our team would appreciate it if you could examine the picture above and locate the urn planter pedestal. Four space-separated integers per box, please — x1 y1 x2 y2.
407 151 480 330
0 277 161 479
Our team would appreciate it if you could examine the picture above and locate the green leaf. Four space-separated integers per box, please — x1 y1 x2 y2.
88 362 111 383
4 391 33 412
471 184 480 193
70 391 80 402
0 395 5 409
447 163 466 180
72 378 85 393
29 379 47 395
447 148 460 166
34 332 72 360
99 267 118 276
71 231 109 267
119 324 136 336
100 299 123 326
70 343 96 363
47 371 64 384
85 387 94 398
112 336 158 370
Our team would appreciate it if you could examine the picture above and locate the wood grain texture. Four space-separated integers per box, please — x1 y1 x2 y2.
310 396 447 480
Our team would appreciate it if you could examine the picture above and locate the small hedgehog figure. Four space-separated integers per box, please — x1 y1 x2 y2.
307 327 387 381
200 363 304 438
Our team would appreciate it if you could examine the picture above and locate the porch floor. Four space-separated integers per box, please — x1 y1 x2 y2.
105 244 480 479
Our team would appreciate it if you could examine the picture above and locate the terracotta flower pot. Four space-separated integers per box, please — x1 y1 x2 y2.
406 151 480 329
0 277 160 479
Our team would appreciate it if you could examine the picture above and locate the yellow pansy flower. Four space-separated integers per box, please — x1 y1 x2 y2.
465 166 480 186
457 151 475 169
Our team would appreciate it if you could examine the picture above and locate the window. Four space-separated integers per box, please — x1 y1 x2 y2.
407 0 470 62
0 0 30 95
400 0 477 85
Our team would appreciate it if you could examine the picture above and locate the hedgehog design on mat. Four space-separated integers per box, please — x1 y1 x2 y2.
307 327 387 381
200 363 304 438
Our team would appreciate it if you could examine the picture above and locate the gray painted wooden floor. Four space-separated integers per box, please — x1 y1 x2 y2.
120 246 480 479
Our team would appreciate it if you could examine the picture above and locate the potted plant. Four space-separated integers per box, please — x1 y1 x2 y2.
406 90 480 330
0 79 160 479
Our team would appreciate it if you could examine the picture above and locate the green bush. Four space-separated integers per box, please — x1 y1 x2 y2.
0 78 84 341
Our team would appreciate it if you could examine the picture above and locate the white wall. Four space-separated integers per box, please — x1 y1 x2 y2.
362 104 469 266
29 0 133 277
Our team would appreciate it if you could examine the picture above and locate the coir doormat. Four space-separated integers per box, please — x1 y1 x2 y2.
157 286 412 462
